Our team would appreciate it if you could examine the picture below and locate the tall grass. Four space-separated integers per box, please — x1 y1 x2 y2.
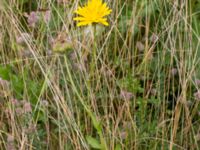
0 0 200 149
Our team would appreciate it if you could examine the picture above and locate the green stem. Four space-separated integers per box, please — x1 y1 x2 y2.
90 25 97 79
88 25 108 150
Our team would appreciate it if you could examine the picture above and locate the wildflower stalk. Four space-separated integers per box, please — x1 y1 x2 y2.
73 1 112 148
90 25 97 79
88 25 108 150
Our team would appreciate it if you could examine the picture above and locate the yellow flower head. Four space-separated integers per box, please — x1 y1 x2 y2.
74 0 112 27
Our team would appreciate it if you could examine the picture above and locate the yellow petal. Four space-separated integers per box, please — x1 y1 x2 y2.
73 0 112 27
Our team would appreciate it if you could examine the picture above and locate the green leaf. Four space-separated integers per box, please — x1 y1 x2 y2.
115 144 122 150
10 74 24 99
86 136 102 149
118 74 143 94
91 115 101 132
0 66 11 80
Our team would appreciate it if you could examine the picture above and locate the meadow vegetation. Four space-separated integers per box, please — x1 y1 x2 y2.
0 0 200 149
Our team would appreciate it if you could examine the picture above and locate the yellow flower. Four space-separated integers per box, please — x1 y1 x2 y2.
73 0 112 27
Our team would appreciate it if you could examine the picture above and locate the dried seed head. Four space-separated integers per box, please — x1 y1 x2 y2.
120 90 134 100
10 99 20 107
7 135 14 143
136 41 145 52
150 88 157 96
105 69 113 77
47 49 52 56
123 122 132 129
4 108 10 116
15 107 24 115
7 144 15 150
73 63 86 72
194 91 200 100
195 79 200 86
16 32 31 45
44 10 51 23
150 33 158 43
21 49 32 58
68 51 78 61
25 124 37 134
0 77 9 87
6 135 15 150
24 102 32 113
27 11 39 27
120 131 128 139
0 78 10 97
41 100 49 107
142 36 148 43
100 67 113 77
171 68 178 76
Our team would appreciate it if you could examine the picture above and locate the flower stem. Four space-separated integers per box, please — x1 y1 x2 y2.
90 25 97 79
88 25 108 150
